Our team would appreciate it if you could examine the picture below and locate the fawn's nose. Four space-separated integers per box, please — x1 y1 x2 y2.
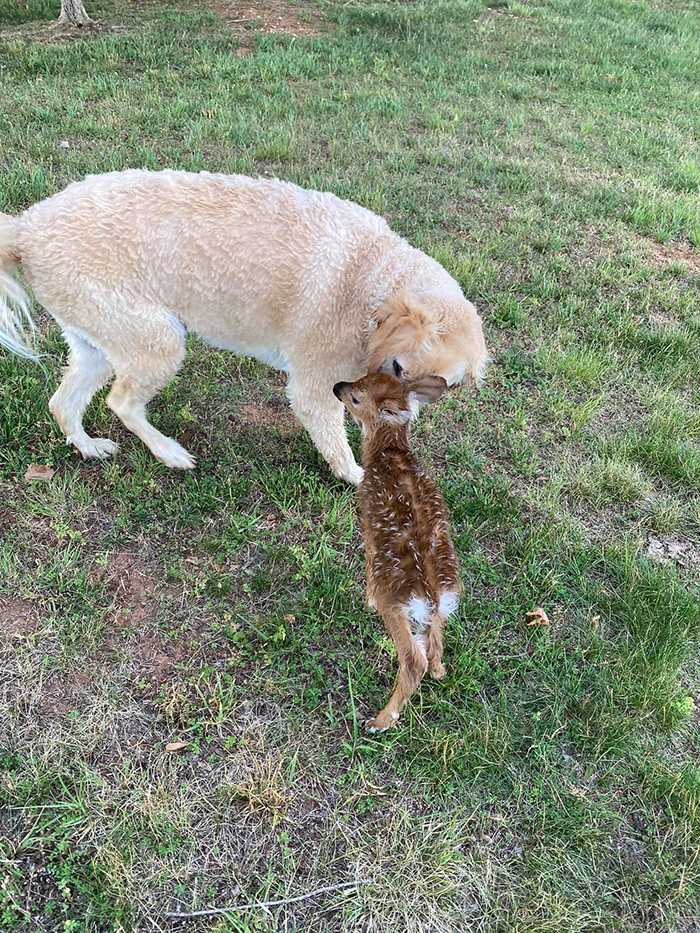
333 381 350 399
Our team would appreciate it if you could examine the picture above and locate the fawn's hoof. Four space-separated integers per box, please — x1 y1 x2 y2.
362 710 400 733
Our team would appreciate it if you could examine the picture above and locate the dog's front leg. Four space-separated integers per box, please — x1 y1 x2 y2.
286 376 363 484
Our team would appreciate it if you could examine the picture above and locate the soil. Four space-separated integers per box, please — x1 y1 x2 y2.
207 0 326 38
234 401 299 433
90 550 161 628
647 534 700 569
652 241 700 275
0 596 42 636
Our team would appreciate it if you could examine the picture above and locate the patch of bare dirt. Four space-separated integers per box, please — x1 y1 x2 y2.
0 501 59 548
90 551 161 627
0 1 325 45
231 401 299 434
123 603 235 689
42 668 92 716
0 504 20 534
207 0 326 38
647 535 700 569
0 596 42 636
652 241 700 275
132 631 188 685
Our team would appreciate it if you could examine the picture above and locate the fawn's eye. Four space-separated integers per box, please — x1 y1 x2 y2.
351 395 359 405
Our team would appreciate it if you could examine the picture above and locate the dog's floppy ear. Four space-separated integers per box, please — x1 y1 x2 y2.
368 290 441 373
406 375 448 406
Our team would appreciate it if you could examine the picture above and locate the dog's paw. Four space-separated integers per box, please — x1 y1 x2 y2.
429 661 446 680
153 438 197 470
335 463 364 486
69 436 118 460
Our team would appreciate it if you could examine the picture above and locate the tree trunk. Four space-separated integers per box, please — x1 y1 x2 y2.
58 0 93 25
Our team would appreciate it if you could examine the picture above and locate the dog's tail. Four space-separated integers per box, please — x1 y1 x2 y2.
0 212 39 362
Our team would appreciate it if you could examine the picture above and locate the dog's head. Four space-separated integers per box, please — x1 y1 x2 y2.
333 371 447 430
367 288 487 388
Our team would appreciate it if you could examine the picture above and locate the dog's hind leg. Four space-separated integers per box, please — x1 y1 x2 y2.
49 326 117 460
364 605 428 733
105 309 194 469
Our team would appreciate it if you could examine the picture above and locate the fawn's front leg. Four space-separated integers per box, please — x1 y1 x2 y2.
364 538 377 610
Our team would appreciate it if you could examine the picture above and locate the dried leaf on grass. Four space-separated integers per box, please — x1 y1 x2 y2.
525 607 551 627
24 464 55 483
165 741 190 753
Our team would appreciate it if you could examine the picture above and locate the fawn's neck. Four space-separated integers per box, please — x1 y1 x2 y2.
361 422 412 468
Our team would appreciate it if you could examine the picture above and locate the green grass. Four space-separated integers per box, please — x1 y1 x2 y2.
2 0 700 929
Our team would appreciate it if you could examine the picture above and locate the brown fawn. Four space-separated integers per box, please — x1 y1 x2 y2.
333 370 461 731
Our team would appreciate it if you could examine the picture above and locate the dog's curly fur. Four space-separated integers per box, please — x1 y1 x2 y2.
0 170 487 481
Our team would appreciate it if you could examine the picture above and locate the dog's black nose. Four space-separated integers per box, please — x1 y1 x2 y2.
333 381 350 399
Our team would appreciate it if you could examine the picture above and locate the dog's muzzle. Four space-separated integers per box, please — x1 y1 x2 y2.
333 381 350 399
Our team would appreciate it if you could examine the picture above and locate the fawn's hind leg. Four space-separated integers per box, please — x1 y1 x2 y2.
105 309 194 469
364 605 428 733
49 326 117 460
425 614 446 681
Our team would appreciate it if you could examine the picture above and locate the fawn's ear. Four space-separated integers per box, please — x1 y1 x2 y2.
380 407 412 426
406 375 448 406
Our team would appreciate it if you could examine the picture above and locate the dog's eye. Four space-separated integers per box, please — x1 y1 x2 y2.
350 395 359 405
393 359 403 378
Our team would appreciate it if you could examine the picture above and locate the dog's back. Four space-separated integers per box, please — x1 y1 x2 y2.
18 169 394 330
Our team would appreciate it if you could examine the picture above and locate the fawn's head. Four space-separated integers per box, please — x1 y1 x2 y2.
333 370 447 431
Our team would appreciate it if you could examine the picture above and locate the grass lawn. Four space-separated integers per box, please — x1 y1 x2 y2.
2 0 700 929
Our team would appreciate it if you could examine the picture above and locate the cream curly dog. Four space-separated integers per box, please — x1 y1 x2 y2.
0 170 486 483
